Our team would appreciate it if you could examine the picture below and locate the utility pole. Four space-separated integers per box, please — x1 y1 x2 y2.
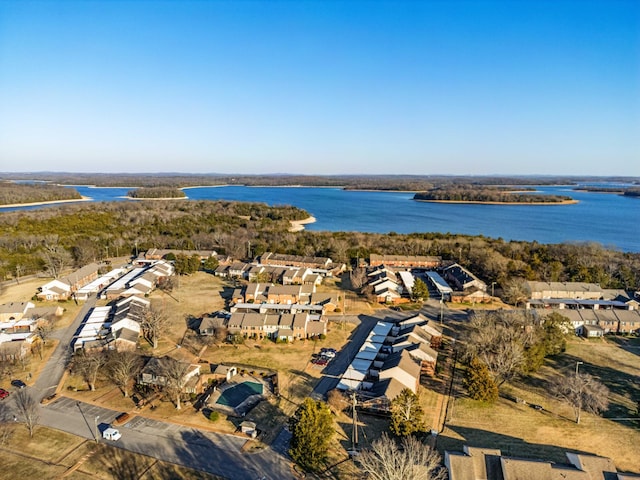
94 415 100 443
351 391 358 452
575 361 583 376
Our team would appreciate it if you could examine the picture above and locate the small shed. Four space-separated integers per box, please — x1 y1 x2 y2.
582 324 604 338
240 420 257 438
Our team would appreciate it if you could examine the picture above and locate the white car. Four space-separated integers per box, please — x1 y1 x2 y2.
103 427 122 441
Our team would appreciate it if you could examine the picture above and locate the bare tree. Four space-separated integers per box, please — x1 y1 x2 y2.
501 278 529 307
36 318 54 347
551 372 609 424
357 433 446 480
141 303 170 349
40 237 72 279
326 389 349 414
107 351 143 398
462 310 532 386
14 387 39 438
73 351 107 391
349 267 368 290
213 325 228 344
15 264 23 284
159 357 191 410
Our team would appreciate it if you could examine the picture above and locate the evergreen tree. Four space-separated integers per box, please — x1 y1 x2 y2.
390 388 426 437
289 398 334 472
463 357 499 402
411 278 430 302
202 256 219 272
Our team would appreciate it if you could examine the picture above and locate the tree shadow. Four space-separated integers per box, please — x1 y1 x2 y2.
606 335 640 358
99 443 154 480
184 314 201 331
515 351 640 422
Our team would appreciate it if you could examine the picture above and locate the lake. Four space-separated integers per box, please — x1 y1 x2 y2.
3 184 639 253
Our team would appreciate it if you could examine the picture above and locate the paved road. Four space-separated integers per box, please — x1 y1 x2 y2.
37 396 294 479
33 294 98 400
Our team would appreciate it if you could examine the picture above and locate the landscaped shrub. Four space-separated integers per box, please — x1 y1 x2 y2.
209 411 220 422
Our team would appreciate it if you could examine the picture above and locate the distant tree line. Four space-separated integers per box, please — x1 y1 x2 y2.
574 186 640 198
0 182 82 205
128 187 186 199
413 186 573 203
5 172 640 190
0 200 638 295
623 188 640 198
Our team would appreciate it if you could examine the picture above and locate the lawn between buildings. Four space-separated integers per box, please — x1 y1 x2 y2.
438 336 640 473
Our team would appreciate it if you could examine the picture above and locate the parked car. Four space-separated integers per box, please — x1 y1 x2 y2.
102 427 122 441
0 388 9 399
320 348 337 358
11 379 26 389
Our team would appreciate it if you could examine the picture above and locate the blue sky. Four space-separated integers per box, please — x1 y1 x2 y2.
0 0 638 175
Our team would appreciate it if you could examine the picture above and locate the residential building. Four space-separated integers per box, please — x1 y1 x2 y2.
369 254 441 269
445 445 640 480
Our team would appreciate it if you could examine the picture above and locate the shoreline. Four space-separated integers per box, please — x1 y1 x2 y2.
0 196 92 209
413 199 579 206
289 216 317 232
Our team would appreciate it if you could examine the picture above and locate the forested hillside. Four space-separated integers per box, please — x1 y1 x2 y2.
1 201 638 296
0 182 82 205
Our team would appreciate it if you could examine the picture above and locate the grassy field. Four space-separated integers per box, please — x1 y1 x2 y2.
0 424 222 479
439 335 640 473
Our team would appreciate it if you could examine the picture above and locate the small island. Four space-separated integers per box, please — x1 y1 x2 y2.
413 186 577 205
128 187 187 199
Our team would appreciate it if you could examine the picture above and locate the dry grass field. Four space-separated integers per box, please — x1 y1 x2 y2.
439 335 640 473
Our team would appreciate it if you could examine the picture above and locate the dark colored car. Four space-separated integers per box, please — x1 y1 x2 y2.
11 379 26 389
0 388 9 399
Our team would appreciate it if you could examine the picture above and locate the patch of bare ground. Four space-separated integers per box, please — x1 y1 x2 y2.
439 336 640 473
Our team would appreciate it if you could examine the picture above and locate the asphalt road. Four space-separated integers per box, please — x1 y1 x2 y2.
33 293 98 400
36 396 294 480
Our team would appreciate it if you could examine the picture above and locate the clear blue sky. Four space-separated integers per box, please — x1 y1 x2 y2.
0 0 638 175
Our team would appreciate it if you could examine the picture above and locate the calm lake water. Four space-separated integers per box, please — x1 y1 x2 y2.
3 184 639 253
